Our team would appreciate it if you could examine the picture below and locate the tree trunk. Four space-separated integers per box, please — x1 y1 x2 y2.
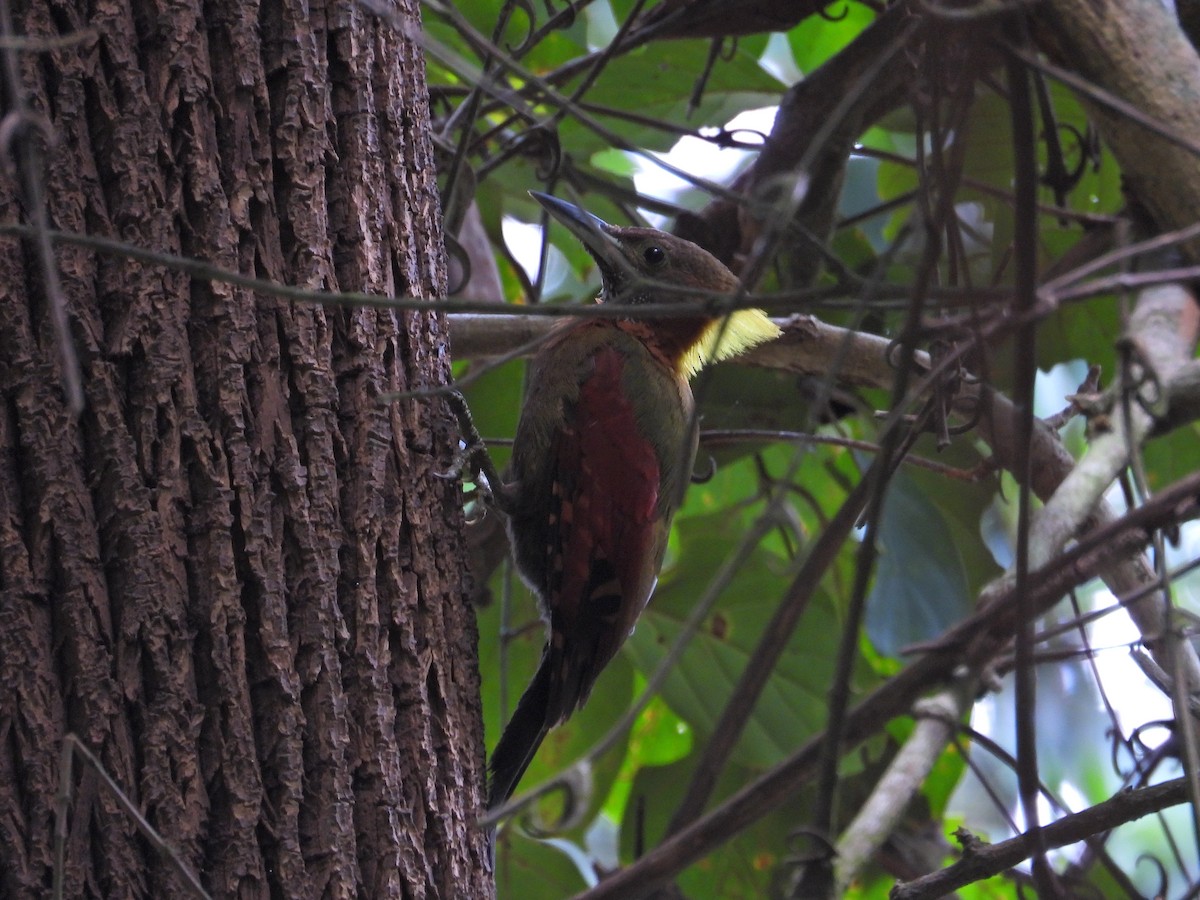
0 0 491 896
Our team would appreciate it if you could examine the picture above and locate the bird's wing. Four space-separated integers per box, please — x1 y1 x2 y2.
541 342 663 725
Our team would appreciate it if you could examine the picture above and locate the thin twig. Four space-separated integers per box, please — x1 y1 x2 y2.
54 735 211 900
1006 27 1058 896
891 777 1190 900
0 4 84 413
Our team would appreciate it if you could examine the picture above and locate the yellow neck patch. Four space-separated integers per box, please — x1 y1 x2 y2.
680 309 781 379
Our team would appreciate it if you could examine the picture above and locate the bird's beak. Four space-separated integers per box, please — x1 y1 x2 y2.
530 191 625 274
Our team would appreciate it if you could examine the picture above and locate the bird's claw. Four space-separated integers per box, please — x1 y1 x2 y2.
435 439 487 484
440 388 515 516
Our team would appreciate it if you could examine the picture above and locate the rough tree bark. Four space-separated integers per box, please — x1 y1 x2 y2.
0 0 491 897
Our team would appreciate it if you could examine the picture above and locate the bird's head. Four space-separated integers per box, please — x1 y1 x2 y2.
530 192 780 377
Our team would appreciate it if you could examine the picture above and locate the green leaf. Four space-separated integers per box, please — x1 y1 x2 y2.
625 508 845 769
1035 296 1122 374
590 147 638 178
865 469 974 656
1143 424 1200 492
619 756 810 898
461 356 525 474
601 690 693 824
787 2 876 75
559 38 784 156
494 830 590 900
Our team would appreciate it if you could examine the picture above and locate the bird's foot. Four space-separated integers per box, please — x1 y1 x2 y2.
438 389 515 517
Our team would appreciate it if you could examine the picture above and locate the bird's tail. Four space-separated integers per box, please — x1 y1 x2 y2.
488 648 553 809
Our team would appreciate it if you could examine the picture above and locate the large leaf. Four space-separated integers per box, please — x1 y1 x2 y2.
625 507 847 769
865 468 975 656
619 755 815 899
559 37 784 156
787 2 877 75
461 355 525 474
493 831 590 900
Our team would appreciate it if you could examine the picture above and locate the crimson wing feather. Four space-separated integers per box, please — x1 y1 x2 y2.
541 344 663 725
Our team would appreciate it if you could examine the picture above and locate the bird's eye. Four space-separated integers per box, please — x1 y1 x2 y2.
643 245 666 267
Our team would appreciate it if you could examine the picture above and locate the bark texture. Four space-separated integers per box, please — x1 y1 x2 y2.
0 0 490 897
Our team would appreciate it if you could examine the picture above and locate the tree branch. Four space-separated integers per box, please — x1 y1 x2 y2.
1034 0 1200 260
890 777 1190 900
833 683 973 894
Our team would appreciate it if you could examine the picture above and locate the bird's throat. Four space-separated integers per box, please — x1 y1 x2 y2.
615 318 711 377
617 309 780 379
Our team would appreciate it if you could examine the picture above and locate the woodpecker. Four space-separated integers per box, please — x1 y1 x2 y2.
487 192 780 810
